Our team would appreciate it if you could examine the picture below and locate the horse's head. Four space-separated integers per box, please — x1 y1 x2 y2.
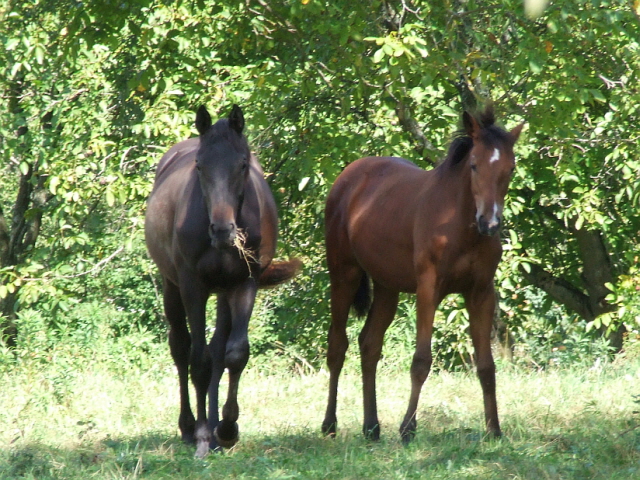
463 107 524 236
195 104 251 248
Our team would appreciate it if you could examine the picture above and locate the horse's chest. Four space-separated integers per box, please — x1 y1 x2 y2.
444 248 500 291
450 251 477 275
195 249 253 289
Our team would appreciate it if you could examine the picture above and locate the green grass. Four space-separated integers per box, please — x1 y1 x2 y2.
1 342 639 479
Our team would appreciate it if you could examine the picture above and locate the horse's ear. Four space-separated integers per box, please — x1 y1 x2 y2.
229 104 244 135
510 123 525 142
463 111 480 138
195 105 212 136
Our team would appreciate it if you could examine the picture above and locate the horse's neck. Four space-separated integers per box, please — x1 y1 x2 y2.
435 160 474 203
432 162 477 230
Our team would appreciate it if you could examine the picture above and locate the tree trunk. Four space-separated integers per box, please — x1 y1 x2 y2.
0 161 48 347
519 227 620 350
574 228 614 317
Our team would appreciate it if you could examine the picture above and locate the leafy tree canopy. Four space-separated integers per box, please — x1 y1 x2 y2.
1 0 639 358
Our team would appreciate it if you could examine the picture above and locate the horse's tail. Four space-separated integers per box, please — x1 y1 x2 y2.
352 272 371 318
258 258 303 288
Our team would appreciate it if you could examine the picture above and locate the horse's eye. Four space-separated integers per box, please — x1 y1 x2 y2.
470 164 477 172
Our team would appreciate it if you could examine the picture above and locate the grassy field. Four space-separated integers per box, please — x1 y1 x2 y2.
1 340 639 480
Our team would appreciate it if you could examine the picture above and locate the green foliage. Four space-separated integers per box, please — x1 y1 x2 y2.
1 0 640 366
507 288 615 369
0 305 165 378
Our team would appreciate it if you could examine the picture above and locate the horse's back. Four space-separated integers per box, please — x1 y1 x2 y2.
153 137 199 187
326 156 423 214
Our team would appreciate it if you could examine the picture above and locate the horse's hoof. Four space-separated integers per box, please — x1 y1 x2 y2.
193 423 212 458
400 429 415 446
363 424 380 441
179 414 196 444
181 432 196 445
400 422 415 446
213 423 239 449
321 421 337 437
195 440 210 459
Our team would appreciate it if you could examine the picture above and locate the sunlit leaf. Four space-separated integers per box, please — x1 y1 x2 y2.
298 177 310 191
372 48 385 63
35 45 45 64
529 59 542 74
106 188 115 207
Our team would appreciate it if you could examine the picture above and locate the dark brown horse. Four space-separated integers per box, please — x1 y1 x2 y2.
322 105 523 444
145 104 300 457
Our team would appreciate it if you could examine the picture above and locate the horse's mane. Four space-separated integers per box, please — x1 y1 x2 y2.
441 104 511 168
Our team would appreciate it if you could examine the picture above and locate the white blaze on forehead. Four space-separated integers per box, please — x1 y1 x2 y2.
489 148 500 163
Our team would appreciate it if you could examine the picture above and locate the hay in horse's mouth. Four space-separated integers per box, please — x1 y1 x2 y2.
233 228 258 271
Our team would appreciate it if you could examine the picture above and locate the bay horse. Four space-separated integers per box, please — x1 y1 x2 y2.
322 105 523 444
145 104 300 457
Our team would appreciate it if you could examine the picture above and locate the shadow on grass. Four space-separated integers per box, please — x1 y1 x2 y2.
404 418 640 480
0 433 193 480
1 417 638 480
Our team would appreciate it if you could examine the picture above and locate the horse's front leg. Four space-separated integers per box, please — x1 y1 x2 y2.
163 279 196 444
400 270 438 444
207 293 232 451
464 284 501 437
212 277 258 449
180 278 213 458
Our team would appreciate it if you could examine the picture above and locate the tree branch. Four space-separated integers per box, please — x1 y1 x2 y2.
394 98 437 165
519 262 594 320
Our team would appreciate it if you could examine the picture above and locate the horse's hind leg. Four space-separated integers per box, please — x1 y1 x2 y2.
359 282 398 440
321 266 362 436
213 278 257 449
163 279 196 444
465 286 501 437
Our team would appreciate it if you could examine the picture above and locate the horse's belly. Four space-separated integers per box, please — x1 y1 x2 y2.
352 241 417 292
346 213 417 292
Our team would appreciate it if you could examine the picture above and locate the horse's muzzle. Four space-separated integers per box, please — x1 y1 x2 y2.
477 215 501 236
209 222 237 247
